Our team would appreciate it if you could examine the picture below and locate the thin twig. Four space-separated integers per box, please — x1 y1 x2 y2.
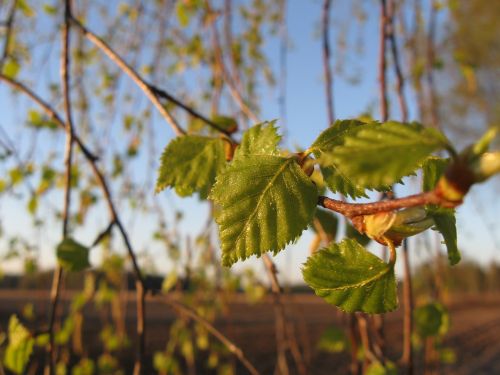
164 298 261 375
386 1 414 372
322 0 335 126
0 0 18 71
70 16 185 136
205 0 260 124
425 1 439 129
318 191 444 218
0 73 147 375
0 75 98 162
262 254 290 375
387 0 408 123
91 221 116 248
378 0 389 122
47 2 76 372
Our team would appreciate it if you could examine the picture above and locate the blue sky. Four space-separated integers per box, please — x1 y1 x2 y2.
0 0 498 283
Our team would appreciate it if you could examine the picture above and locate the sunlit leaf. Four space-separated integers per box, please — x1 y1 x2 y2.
234 121 281 159
326 122 450 188
302 239 397 313
211 155 317 266
156 135 226 199
310 119 368 198
4 315 34 374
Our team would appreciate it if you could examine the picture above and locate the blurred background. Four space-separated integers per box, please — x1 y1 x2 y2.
0 0 499 374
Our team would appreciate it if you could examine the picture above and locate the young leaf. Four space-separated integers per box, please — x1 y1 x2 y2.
4 315 35 374
56 238 90 272
422 158 460 264
432 209 460 265
156 135 226 199
211 115 238 134
414 303 449 338
310 119 368 198
422 157 449 191
327 122 449 188
365 361 398 375
210 155 318 266
302 239 397 314
233 121 281 159
316 326 349 353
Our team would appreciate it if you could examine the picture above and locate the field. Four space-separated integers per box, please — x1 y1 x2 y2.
1 290 499 374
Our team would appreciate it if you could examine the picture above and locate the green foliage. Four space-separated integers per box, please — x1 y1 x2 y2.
211 115 238 134
71 358 95 375
4 315 34 374
414 302 450 337
27 110 58 131
302 239 398 313
211 155 317 266
422 158 461 265
365 361 398 375
325 122 449 188
310 119 367 198
432 210 460 265
56 238 91 272
2 58 21 79
156 135 226 199
422 157 450 192
233 121 281 160
316 326 349 353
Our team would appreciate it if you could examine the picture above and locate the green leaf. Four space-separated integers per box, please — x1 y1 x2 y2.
310 119 367 151
311 208 338 240
302 239 397 314
414 303 449 337
327 122 449 188
17 0 35 17
422 157 449 191
2 58 21 79
310 119 368 198
27 110 58 130
365 361 398 375
317 326 349 353
234 121 281 159
156 135 226 199
211 155 317 266
56 238 90 272
4 315 34 374
212 115 238 133
432 210 461 265
422 158 460 265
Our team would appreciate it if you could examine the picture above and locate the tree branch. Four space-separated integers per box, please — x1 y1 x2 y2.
322 0 334 126
164 298 261 375
378 0 389 122
69 16 185 137
318 190 445 218
47 2 75 372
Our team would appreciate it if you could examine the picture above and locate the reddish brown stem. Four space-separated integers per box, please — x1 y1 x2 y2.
318 191 443 218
